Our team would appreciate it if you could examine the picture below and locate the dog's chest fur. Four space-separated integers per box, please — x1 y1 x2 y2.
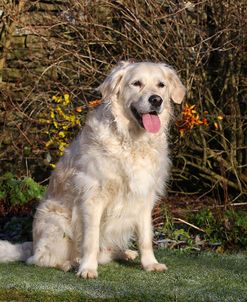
96 134 164 226
96 131 165 198
95 142 158 249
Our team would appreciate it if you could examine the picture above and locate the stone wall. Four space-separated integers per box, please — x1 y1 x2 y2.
0 0 68 86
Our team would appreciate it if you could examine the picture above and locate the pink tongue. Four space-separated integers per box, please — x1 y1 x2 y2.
142 113 161 133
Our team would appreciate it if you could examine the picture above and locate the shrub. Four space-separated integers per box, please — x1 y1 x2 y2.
0 173 45 216
188 208 247 250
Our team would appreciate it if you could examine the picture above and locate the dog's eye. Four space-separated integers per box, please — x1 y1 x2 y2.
132 80 142 87
158 82 165 88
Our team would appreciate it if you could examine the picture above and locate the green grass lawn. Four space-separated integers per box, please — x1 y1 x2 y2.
0 249 246 302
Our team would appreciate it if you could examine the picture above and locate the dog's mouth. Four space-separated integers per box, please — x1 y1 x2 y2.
130 105 161 133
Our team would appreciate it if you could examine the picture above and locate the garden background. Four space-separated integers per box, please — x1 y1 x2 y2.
0 0 246 250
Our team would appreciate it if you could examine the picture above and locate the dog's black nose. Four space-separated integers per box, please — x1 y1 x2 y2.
148 95 163 108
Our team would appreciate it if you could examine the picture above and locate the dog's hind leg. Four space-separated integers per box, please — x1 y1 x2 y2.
98 248 138 264
27 228 74 271
27 205 75 272
121 249 139 261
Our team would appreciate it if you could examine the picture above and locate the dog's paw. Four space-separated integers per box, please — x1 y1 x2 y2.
77 268 98 279
123 249 139 261
59 260 72 272
143 262 167 272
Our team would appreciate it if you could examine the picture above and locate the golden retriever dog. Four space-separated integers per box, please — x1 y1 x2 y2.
0 61 185 278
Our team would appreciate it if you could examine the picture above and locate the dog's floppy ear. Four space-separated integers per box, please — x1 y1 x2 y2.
98 61 132 101
162 65 186 104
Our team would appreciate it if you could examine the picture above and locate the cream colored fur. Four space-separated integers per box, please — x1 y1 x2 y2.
0 61 185 278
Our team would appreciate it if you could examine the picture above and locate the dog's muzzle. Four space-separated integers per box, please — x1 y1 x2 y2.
148 94 163 110
130 94 163 133
131 105 161 134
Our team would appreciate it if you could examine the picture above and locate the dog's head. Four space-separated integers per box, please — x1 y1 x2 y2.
98 61 185 134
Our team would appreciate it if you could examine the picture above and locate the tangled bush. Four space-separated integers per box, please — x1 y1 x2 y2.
0 0 246 203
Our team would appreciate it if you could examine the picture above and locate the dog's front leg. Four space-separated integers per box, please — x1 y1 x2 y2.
77 199 104 279
136 204 167 272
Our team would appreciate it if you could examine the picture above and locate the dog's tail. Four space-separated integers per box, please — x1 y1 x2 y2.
0 240 33 263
